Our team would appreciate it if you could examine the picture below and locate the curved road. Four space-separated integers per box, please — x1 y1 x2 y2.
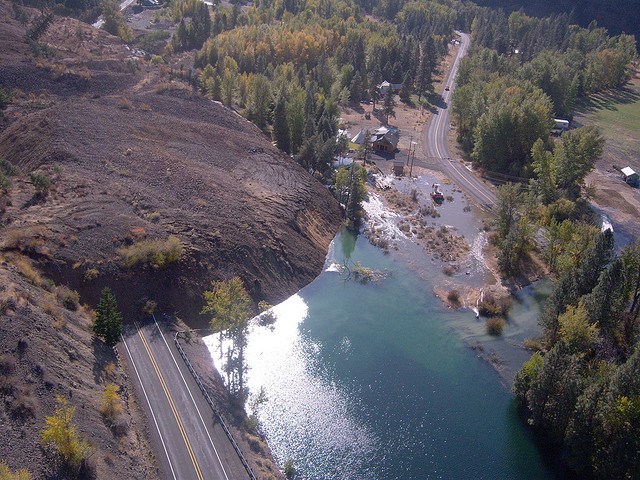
422 32 497 211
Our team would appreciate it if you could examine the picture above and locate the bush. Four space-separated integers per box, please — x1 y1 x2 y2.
0 158 18 176
99 383 123 425
283 459 296 479
442 264 456 276
447 289 461 305
83 268 99 282
243 414 259 434
486 317 505 336
41 396 92 474
0 461 31 480
142 299 157 315
0 172 10 191
57 286 80 311
10 386 36 418
29 171 50 194
478 293 511 317
118 236 183 269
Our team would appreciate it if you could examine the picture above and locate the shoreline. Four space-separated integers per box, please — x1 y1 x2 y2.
168 317 286 480
360 166 546 386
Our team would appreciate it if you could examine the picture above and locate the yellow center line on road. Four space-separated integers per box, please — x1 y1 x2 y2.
134 319 205 480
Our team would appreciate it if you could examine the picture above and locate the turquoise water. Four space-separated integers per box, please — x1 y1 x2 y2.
210 230 556 479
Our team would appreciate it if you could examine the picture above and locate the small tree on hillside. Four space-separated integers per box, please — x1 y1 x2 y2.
41 396 92 475
93 287 123 346
101 0 134 43
30 171 50 196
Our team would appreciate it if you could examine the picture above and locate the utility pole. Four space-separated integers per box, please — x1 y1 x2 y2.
409 141 417 177
406 135 413 165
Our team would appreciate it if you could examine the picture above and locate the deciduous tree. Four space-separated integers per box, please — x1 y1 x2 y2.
201 277 253 398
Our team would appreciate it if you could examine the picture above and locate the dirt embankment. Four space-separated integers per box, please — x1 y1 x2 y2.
0 4 341 477
0 3 342 324
0 257 158 478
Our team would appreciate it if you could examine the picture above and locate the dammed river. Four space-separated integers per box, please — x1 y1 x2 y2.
208 225 558 480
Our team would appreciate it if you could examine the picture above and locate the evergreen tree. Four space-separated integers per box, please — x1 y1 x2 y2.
583 258 628 336
272 94 290 153
575 229 614 297
526 343 585 444
382 87 396 125
93 287 123 347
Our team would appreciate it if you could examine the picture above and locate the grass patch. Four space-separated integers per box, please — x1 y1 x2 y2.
118 235 183 269
575 77 640 162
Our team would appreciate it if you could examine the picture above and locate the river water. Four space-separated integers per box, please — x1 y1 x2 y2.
207 225 557 480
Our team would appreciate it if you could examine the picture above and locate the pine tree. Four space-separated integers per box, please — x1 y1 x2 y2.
93 287 123 347
272 94 290 153
382 87 396 125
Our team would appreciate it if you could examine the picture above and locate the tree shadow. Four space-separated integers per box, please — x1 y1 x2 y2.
576 83 640 114
349 102 365 114
92 336 116 385
21 193 47 209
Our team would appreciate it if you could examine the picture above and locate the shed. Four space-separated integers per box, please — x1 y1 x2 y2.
392 159 405 176
621 166 639 186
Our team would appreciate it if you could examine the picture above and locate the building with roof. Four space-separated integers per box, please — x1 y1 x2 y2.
621 166 639 186
372 126 399 153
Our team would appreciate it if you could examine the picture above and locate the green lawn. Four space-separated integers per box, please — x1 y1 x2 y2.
575 76 640 164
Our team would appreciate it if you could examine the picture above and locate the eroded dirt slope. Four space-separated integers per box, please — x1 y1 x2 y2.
0 256 158 478
0 3 342 322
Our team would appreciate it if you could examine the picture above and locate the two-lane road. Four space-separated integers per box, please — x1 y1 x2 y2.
121 316 249 480
422 32 497 211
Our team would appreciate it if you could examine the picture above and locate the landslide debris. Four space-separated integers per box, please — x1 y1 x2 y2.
0 1 342 323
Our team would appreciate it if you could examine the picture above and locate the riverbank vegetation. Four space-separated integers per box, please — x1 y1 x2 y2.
452 10 635 176
201 277 254 402
513 232 640 478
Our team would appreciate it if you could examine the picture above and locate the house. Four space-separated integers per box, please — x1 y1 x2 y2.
378 80 403 96
393 159 405 176
372 126 399 153
621 166 639 186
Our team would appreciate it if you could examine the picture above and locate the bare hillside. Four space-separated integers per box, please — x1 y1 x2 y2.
0 256 158 478
0 3 342 323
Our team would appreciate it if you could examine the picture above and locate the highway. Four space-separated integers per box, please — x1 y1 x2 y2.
421 32 497 211
120 316 250 480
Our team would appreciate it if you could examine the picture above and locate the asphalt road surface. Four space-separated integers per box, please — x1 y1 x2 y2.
422 32 497 211
121 316 250 480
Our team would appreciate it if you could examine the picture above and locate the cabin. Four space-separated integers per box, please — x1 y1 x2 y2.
552 118 570 135
621 166 639 186
372 126 399 152
392 159 405 176
378 81 403 96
